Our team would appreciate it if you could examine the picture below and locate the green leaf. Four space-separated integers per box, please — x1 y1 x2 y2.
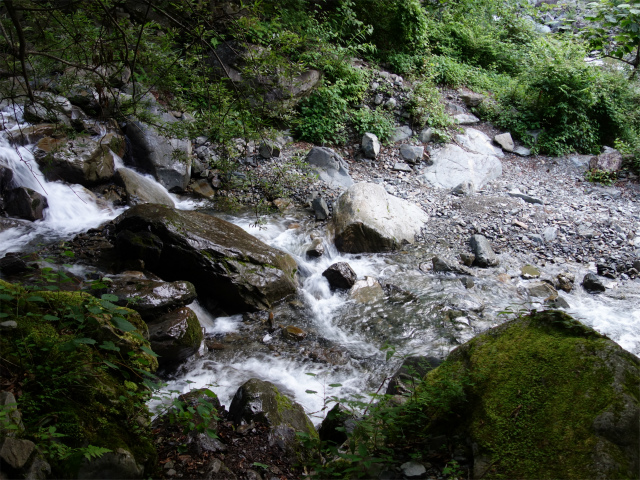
99 341 120 352
101 294 119 302
42 315 60 321
140 346 159 357
305 389 318 394
26 296 45 302
0 294 15 301
328 383 343 388
103 360 119 369
87 306 103 315
111 316 136 332
75 338 97 345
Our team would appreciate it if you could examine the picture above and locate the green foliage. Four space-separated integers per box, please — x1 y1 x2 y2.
350 107 396 143
585 168 617 185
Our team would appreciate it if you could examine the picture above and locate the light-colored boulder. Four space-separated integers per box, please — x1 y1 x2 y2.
494 132 515 152
460 92 485 107
453 113 480 124
333 182 428 253
389 126 412 143
419 128 433 143
421 145 502 190
115 167 175 207
456 129 504 157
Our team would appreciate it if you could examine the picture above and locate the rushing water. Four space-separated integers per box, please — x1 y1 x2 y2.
2 110 639 423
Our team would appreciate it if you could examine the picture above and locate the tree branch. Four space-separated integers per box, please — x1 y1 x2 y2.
4 0 35 102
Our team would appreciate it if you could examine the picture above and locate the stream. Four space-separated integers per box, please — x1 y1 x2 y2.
1 110 639 425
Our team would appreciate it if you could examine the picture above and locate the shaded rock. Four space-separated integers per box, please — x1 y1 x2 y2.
106 276 197 321
318 403 358 446
228 379 317 461
311 196 330 221
0 391 23 436
469 235 498 267
322 262 357 290
115 168 175 207
349 276 384 303
460 92 485 107
582 273 606 293
282 325 307 341
494 133 515 152
0 437 35 471
0 166 16 196
148 307 203 366
426 310 640 480
3 187 48 221
387 356 442 395
3 124 63 146
190 178 216 199
114 204 297 313
33 133 124 186
333 183 428 253
305 147 353 189
400 461 427 479
362 133 381 159
306 238 324 258
125 119 192 192
514 146 531 157
556 272 574 292
258 141 280 159
23 92 72 125
432 256 473 276
24 454 51 480
589 147 622 172
460 252 475 267
77 447 144 479
399 145 424 164
0 253 30 276
451 180 475 196
204 458 237 480
390 126 412 143
422 145 502 190
419 128 433 143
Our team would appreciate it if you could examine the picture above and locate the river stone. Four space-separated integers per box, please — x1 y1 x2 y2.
125 118 192 192
113 204 297 313
115 167 175 207
422 145 502 190
556 272 574 292
432 255 473 276
399 145 424 164
469 235 499 267
33 133 124 186
306 238 324 258
228 378 317 461
582 273 606 293
0 437 35 471
3 187 48 221
520 264 541 279
427 311 640 480
333 183 428 253
349 276 384 303
77 447 144 479
524 282 558 300
0 166 16 197
305 147 353 188
148 307 203 366
362 133 381 159
508 191 543 205
106 277 197 321
589 147 622 172
494 133 515 152
322 262 357 290
454 113 480 124
190 178 216 199
419 128 433 143
282 325 307 341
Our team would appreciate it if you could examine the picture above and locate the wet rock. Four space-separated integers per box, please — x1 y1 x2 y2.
148 307 203 366
311 196 330 221
33 133 124 186
305 147 353 189
115 167 175 207
387 356 442 395
469 235 499 267
582 273 606 293
520 264 541 279
0 253 30 276
228 378 317 461
77 447 144 479
556 272 575 293
362 133 381 159
106 276 197 321
125 118 192 192
282 325 307 341
349 276 384 303
4 123 63 146
524 282 558 300
258 141 280 159
3 187 48 221
306 238 324 258
494 133 515 152
322 262 357 290
0 166 16 196
23 92 72 125
432 256 473 276
422 145 502 190
190 178 216 199
114 204 297 313
597 263 617 279
333 183 428 253
399 145 424 164
460 253 475 267
318 403 358 446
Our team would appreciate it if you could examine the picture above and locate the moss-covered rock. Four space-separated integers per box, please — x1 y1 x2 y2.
148 307 203 367
418 310 639 479
228 378 317 462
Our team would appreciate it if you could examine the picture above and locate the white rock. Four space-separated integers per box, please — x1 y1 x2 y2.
421 144 502 190
456 129 504 157
494 132 515 152
454 113 480 124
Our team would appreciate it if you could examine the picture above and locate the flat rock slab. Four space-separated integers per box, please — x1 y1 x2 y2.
333 183 428 253
454 113 480 124
392 162 412 172
305 147 353 189
114 204 297 313
422 144 502 190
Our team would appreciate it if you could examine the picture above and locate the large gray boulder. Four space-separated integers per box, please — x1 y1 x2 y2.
148 307 203 366
305 147 353 189
228 378 318 461
114 204 297 313
333 183 428 253
125 117 192 192
114 167 175 207
3 187 48 221
23 92 72 125
456 128 504 157
422 144 502 190
33 133 125 187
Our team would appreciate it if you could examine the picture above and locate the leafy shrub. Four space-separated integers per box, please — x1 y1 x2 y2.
350 106 396 143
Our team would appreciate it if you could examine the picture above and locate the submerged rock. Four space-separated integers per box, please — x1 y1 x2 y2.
333 182 428 253
420 310 639 480
114 204 297 313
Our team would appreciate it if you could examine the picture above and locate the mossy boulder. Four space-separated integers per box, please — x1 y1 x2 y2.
113 204 298 313
0 280 159 477
419 310 639 479
228 378 317 462
148 307 203 367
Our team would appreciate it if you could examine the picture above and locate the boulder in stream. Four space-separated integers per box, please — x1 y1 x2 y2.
469 234 499 267
148 307 203 367
333 182 428 253
114 204 297 313
3 187 48 221
322 262 357 290
115 167 175 207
